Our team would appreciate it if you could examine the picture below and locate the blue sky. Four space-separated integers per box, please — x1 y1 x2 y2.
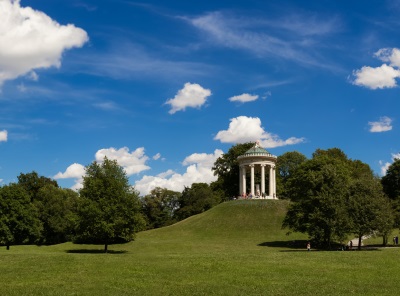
1 0 400 195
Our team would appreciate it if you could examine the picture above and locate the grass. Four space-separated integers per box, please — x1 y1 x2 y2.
1 200 400 295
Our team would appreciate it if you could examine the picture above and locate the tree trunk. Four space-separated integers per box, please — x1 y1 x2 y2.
104 243 108 253
358 235 362 250
6 245 10 250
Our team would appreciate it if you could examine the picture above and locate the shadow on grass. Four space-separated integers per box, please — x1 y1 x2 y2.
66 249 128 254
258 241 382 252
258 240 308 249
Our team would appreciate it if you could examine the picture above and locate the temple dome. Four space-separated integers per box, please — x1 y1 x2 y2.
238 142 277 160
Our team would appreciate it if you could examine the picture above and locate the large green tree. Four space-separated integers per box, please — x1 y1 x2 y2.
348 176 394 249
212 142 254 198
282 150 351 247
75 157 145 252
142 187 180 229
0 184 42 250
283 148 392 248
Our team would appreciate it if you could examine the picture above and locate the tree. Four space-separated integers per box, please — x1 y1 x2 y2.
283 148 393 249
276 151 307 199
212 142 254 198
381 158 400 200
175 183 221 220
35 185 80 244
348 176 393 249
0 184 42 250
17 171 58 201
142 187 180 229
75 157 145 252
282 151 351 248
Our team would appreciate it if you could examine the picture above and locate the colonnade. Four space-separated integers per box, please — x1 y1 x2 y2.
239 163 276 198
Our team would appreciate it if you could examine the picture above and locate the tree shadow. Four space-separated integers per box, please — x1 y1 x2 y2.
66 249 128 254
258 240 382 252
258 240 308 249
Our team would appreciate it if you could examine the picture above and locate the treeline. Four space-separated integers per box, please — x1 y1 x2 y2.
1 144 400 250
0 159 221 251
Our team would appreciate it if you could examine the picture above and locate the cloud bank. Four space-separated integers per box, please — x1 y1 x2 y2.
0 0 88 86
134 149 223 195
214 116 305 148
54 146 152 191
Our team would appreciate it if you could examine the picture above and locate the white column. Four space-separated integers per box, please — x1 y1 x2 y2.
250 164 255 196
269 165 273 198
261 164 266 197
242 166 246 196
272 165 276 198
239 166 242 196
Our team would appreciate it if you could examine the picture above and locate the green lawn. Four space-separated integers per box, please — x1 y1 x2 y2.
1 200 400 295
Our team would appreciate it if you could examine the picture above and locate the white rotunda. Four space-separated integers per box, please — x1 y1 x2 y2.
237 142 278 199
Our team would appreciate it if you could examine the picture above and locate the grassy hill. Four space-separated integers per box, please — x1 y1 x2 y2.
1 200 400 295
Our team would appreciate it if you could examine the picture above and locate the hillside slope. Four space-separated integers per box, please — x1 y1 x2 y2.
137 199 307 252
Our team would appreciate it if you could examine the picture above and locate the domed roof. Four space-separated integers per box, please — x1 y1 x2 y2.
244 142 270 155
237 141 277 162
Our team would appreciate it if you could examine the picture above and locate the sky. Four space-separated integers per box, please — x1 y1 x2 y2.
1 0 400 195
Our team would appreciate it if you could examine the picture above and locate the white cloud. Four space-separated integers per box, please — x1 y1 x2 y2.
214 116 305 148
375 48 400 68
152 153 161 160
53 163 86 191
134 149 223 195
165 82 211 114
0 0 88 86
228 93 259 103
0 179 3 184
0 130 8 142
368 116 393 133
380 152 400 176
95 147 150 175
352 48 400 89
352 64 400 89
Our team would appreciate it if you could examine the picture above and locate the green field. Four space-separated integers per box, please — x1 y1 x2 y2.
1 200 400 295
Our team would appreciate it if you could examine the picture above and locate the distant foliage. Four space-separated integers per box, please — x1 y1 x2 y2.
142 187 181 229
175 183 221 220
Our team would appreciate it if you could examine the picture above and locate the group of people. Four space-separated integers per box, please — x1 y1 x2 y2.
393 236 399 245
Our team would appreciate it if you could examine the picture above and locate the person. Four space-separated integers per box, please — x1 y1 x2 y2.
307 242 311 251
396 236 398 245
349 240 353 250
394 237 396 245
